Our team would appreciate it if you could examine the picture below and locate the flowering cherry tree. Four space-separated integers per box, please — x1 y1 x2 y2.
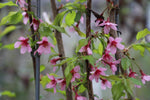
1 0 150 100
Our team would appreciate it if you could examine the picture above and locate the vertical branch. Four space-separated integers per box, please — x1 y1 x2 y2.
108 0 134 100
50 0 73 100
27 0 36 81
86 0 94 100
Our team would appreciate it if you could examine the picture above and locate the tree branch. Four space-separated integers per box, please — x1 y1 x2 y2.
86 0 94 100
50 0 73 100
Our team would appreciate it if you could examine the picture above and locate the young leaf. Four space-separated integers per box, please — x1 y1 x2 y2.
0 26 16 40
123 79 133 97
40 76 50 88
98 42 103 56
0 11 22 26
2 43 14 50
112 81 125 100
78 85 86 93
0 90 16 97
73 26 86 37
136 28 150 40
40 65 46 72
82 55 95 66
132 44 145 56
129 78 143 86
121 57 131 70
0 1 17 9
65 11 76 26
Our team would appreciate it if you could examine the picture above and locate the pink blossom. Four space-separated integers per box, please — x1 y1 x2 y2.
99 19 117 34
108 60 120 74
128 69 138 78
22 11 29 25
77 96 87 100
101 78 112 90
35 37 54 55
96 50 114 64
107 37 124 54
89 67 107 82
140 70 150 84
46 74 57 93
57 78 66 91
50 57 61 65
69 27 75 32
80 16 84 24
79 41 92 55
16 0 28 8
70 66 81 82
66 0 69 2
134 85 141 88
31 18 40 31
14 36 32 54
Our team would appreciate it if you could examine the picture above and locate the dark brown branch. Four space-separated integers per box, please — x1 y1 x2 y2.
107 1 134 100
27 0 36 80
50 0 73 100
86 0 94 100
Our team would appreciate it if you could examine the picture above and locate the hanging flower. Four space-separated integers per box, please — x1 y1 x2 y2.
22 11 29 25
70 66 81 82
101 78 112 90
16 0 28 8
128 69 138 78
14 36 32 54
80 16 84 24
79 41 92 55
31 18 40 31
57 78 66 91
34 37 54 55
107 37 124 54
46 74 57 93
89 67 107 82
140 70 150 84
99 19 117 34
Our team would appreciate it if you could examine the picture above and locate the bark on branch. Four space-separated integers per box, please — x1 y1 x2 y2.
86 0 94 100
50 0 73 100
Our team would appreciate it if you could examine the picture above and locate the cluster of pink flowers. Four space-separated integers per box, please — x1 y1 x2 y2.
46 74 66 93
15 36 54 55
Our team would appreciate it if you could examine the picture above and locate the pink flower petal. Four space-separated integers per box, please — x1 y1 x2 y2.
14 41 21 48
20 45 27 54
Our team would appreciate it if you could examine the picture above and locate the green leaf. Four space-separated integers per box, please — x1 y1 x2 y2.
57 0 61 2
129 78 143 86
50 25 70 37
76 39 88 53
112 81 125 100
40 65 46 72
65 11 76 26
53 11 67 26
82 55 95 66
0 11 22 26
0 1 17 9
98 42 103 55
0 26 16 40
55 57 73 66
132 44 145 56
73 26 86 37
136 28 150 40
121 57 131 70
78 85 86 93
39 23 53 37
74 11 81 22
0 90 16 97
40 76 50 88
123 79 133 97
101 75 122 81
2 43 14 50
